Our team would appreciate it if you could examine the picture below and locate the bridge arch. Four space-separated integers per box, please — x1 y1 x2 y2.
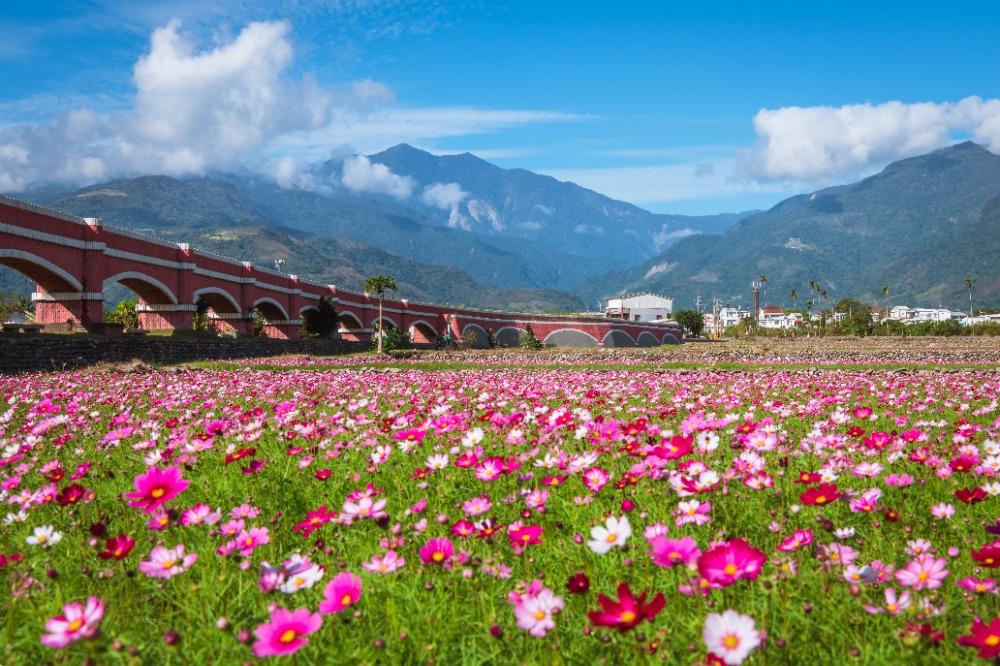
461 323 491 348
637 331 660 347
103 271 178 305
661 330 682 345
602 329 636 348
253 297 290 322
0 249 82 293
372 315 398 330
409 320 439 346
494 326 521 348
543 328 598 348
193 287 241 314
337 311 364 329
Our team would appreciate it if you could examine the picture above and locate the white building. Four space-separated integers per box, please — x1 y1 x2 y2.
961 313 1000 326
888 306 966 324
605 293 673 323
758 305 803 330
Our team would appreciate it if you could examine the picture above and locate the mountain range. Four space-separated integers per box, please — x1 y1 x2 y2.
3 141 1000 312
577 141 1000 309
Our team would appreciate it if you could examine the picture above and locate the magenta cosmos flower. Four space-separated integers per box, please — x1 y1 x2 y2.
319 571 362 614
698 538 766 587
252 607 323 657
649 535 701 568
40 597 104 649
123 466 189 514
419 537 454 565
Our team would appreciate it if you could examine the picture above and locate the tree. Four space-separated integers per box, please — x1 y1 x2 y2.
833 297 873 336
362 275 397 354
302 296 340 337
106 299 139 331
965 277 975 317
674 309 705 338
881 285 890 322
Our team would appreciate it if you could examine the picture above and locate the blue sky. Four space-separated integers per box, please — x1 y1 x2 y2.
3 0 1000 213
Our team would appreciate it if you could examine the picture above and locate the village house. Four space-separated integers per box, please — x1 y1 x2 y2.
604 293 674 323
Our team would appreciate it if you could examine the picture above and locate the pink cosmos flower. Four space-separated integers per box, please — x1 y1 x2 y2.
362 550 405 574
138 544 197 579
40 597 104 649
675 500 712 527
895 555 949 591
864 587 911 615
649 535 701 568
930 503 955 520
463 495 492 516
582 467 609 493
123 466 189 513
419 537 454 566
235 527 270 557
697 538 766 587
509 580 564 638
777 529 814 553
849 488 881 514
252 607 322 657
180 503 221 526
342 496 387 521
319 571 362 614
957 577 998 595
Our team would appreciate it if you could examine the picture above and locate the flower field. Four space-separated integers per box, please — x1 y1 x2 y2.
1 364 999 664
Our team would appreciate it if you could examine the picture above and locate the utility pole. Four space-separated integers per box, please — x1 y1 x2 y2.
712 296 722 339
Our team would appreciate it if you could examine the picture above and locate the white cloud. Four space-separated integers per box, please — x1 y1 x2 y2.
742 96 1000 181
420 181 469 229
341 154 414 198
0 19 584 192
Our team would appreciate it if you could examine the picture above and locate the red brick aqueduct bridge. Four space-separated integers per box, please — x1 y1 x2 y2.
0 195 683 347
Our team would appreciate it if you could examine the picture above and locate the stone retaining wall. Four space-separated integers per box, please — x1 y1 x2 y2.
0 335 365 374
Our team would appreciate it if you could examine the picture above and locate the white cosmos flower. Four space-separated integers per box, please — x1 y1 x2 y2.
279 564 325 593
27 524 62 548
587 515 631 554
703 610 761 665
461 428 485 448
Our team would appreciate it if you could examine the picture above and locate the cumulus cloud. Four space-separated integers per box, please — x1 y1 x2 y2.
0 19 583 192
341 155 415 199
742 96 1000 181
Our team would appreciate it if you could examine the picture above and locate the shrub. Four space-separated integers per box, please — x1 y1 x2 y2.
303 297 340 337
372 327 411 353
519 324 543 350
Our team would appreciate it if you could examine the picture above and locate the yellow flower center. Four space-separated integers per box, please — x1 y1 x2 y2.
918 572 928 581
151 488 165 498
68 619 83 632
606 533 618 543
432 552 444 562
534 610 546 621
341 594 352 605
815 495 827 504
279 629 297 644
986 635 1000 647
723 634 740 650
37 534 47 543
619 611 636 623
162 560 175 570
724 564 738 575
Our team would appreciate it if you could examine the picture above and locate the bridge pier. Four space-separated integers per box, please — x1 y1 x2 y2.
208 313 254 337
33 290 104 331
136 305 196 332
260 320 302 340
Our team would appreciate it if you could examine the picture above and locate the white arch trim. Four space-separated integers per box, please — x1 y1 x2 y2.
192 287 241 313
372 315 399 329
0 249 83 291
337 311 364 328
542 328 599 343
252 297 290 320
409 319 439 334
299 304 320 315
603 329 636 344
103 271 178 304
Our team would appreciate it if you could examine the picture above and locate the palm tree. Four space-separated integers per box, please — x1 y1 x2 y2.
363 275 397 354
965 277 975 317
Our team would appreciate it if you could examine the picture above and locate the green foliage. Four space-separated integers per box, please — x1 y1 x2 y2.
371 327 411 353
461 328 480 348
518 324 543 350
0 291 32 324
673 309 705 337
362 275 398 298
302 297 340 338
832 298 874 336
105 299 139 330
